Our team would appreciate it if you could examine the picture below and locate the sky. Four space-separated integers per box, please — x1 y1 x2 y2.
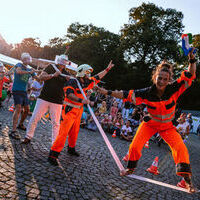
0 0 199 46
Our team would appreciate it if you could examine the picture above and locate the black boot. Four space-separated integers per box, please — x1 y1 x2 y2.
48 150 60 166
67 146 80 157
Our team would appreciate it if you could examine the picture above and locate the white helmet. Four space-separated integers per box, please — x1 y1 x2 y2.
21 52 32 62
76 64 93 77
55 54 69 66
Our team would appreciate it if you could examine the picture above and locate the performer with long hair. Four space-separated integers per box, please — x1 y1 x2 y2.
96 49 197 193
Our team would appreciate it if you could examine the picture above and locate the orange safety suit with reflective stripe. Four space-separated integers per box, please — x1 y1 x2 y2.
51 76 100 153
123 71 195 176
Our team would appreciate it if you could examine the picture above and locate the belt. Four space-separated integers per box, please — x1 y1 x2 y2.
63 101 82 109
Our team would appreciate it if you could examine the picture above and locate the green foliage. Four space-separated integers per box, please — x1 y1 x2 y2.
121 3 184 66
2 3 199 109
66 22 127 89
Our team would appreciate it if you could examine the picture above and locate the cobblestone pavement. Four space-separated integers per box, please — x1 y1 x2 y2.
0 106 200 200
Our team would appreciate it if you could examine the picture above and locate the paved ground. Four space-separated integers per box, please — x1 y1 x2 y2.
0 106 200 200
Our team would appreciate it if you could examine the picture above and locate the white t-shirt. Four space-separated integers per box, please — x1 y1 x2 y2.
121 125 132 136
176 121 189 135
31 80 44 98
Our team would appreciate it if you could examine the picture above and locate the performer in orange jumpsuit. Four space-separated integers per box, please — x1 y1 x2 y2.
97 50 197 192
48 61 114 165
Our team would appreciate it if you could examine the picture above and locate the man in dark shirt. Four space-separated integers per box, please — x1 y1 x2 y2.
22 55 71 144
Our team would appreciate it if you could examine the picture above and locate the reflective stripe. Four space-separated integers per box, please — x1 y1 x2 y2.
63 101 81 109
184 80 189 89
150 110 175 120
150 115 175 123
131 91 136 104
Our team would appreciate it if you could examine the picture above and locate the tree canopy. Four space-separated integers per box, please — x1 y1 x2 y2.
2 3 199 109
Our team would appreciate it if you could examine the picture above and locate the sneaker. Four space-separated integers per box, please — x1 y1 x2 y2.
48 157 59 166
120 168 135 176
177 179 187 188
67 147 80 157
17 124 26 131
9 131 20 140
21 138 31 144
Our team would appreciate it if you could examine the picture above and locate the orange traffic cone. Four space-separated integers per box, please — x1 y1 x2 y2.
144 141 149 148
122 154 129 162
9 104 14 112
146 156 160 175
177 178 187 188
112 130 116 138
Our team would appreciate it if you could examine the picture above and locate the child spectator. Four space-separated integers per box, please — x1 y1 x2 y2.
120 120 133 141
87 110 101 131
112 112 124 136
176 113 190 140
101 114 112 132
99 101 107 114
29 94 37 115
122 100 131 122
110 101 118 120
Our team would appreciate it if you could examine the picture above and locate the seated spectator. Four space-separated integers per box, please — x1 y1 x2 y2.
116 98 123 112
98 101 107 114
105 95 113 111
129 106 142 129
176 113 190 140
112 112 124 136
122 100 131 122
87 110 100 131
186 113 193 132
120 120 133 141
101 114 112 132
110 101 118 120
81 111 87 128
197 123 200 138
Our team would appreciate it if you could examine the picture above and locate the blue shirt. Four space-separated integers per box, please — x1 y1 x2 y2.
12 63 36 92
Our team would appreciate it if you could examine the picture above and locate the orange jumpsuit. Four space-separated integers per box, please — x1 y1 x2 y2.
123 71 195 176
51 76 100 154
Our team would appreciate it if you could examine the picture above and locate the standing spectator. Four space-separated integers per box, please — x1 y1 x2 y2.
22 54 70 144
0 62 11 107
10 53 39 139
29 76 44 113
5 81 13 105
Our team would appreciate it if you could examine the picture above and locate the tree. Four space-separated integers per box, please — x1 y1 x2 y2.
11 38 42 59
66 22 127 89
120 3 184 87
